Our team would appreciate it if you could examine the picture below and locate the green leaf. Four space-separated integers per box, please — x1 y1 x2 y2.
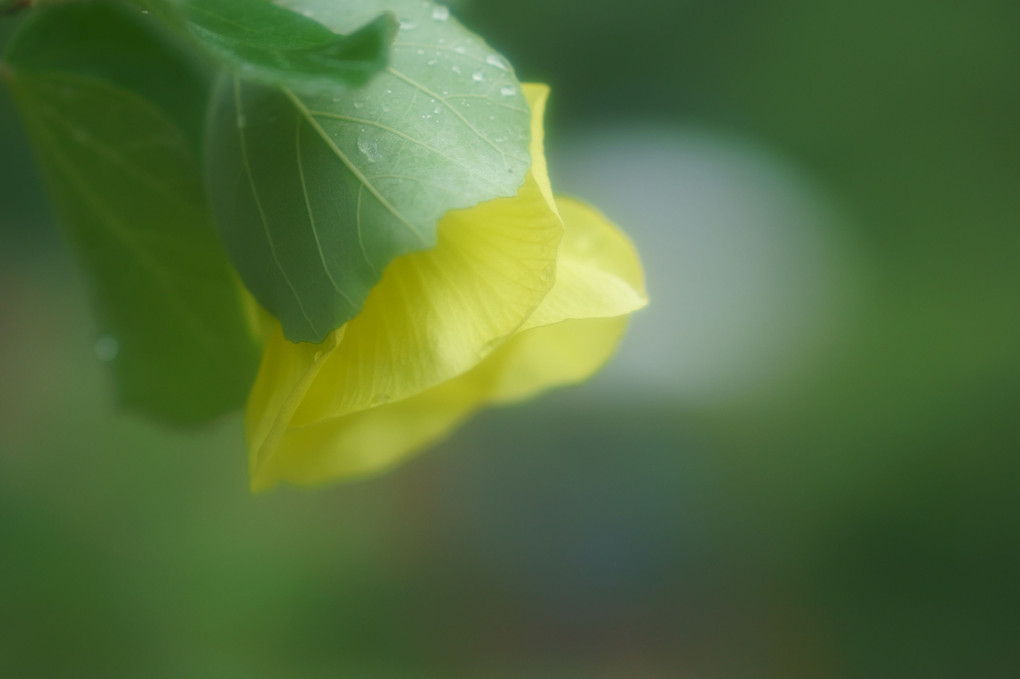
128 0 397 94
3 1 260 424
206 0 533 342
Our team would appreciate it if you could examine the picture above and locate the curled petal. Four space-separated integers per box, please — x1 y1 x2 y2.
249 195 646 489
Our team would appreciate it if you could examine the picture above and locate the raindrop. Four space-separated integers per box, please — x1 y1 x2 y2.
433 106 442 114
431 5 450 21
398 18 416 30
451 65 463 75
427 59 438 66
372 393 392 406
485 54 509 71
357 134 382 162
472 70 485 82
95 335 119 362
500 85 516 96
454 45 467 54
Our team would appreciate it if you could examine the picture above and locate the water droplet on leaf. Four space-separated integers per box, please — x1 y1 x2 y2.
485 54 509 71
357 134 382 162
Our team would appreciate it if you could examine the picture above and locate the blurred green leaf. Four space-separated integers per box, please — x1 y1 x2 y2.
3 1 260 424
127 0 397 94
206 0 532 342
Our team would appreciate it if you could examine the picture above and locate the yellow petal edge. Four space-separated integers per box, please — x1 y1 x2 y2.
246 84 648 491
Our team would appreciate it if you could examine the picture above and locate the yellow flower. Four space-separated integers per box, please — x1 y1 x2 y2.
245 83 648 491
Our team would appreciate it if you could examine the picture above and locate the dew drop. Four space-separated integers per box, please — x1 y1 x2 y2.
472 70 485 82
500 85 516 96
357 134 382 162
95 335 119 362
454 45 467 54
426 59 438 66
399 18 416 30
431 5 450 21
372 393 392 406
485 54 509 71
451 65 463 75
433 106 442 114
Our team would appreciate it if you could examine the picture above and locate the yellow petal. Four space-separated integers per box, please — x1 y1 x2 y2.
250 198 648 488
247 83 563 487
522 196 648 331
253 316 629 487
521 84 556 211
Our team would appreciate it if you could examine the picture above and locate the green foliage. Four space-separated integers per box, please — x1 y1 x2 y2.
133 0 398 93
206 0 531 342
0 0 532 417
3 1 260 424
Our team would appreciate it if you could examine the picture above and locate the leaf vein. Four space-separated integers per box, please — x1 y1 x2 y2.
295 117 356 309
235 77 322 338
283 87 428 245
385 67 530 166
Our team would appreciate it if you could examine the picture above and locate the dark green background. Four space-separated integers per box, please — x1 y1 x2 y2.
2 0 1018 676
